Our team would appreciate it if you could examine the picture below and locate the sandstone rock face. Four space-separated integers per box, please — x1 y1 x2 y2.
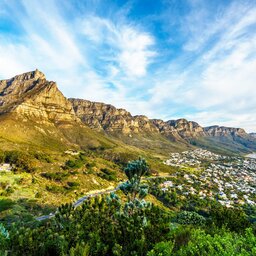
69 98 159 134
151 119 184 141
166 119 207 138
204 126 247 137
0 70 78 123
69 99 225 141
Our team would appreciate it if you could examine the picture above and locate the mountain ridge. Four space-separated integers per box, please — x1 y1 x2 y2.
0 70 255 155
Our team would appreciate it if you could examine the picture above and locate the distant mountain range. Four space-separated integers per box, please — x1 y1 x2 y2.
250 133 256 138
0 70 255 155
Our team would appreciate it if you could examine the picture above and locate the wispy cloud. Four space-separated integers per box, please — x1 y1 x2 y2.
81 15 156 77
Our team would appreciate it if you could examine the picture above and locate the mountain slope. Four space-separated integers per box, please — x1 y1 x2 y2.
0 70 122 153
69 98 256 154
1 70 255 156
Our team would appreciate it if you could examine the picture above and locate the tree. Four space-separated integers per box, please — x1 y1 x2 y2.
119 158 151 216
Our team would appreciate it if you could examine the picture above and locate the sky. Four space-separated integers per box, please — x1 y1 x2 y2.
0 0 256 132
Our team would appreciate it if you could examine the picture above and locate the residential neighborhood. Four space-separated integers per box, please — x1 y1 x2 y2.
163 149 256 207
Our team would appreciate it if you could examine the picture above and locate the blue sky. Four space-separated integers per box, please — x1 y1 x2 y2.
0 0 256 132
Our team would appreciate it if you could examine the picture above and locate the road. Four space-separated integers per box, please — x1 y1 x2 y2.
35 175 172 221
36 187 119 221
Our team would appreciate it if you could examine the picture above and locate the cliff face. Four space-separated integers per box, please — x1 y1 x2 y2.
204 126 247 137
151 119 184 141
0 70 78 123
166 119 206 138
69 98 159 134
69 98 203 140
69 98 253 142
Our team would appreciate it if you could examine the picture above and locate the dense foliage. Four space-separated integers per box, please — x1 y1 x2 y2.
0 150 36 173
1 159 256 255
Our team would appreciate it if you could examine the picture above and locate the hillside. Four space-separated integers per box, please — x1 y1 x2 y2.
0 70 255 156
69 98 256 155
0 70 256 256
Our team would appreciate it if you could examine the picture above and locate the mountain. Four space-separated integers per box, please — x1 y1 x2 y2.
204 126 247 137
69 98 190 153
191 126 256 154
250 133 256 138
69 98 159 134
0 69 77 123
69 98 256 154
0 70 120 153
1 70 255 155
70 99 204 140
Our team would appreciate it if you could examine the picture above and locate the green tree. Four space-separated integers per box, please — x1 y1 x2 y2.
119 158 151 215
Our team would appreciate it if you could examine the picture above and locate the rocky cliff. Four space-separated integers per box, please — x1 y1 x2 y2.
1 70 255 154
204 126 247 137
69 99 207 140
0 70 78 123
69 98 159 134
167 119 207 138
69 98 254 143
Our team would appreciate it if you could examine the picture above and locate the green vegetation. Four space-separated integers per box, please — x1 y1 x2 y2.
1 159 256 255
97 168 117 181
1 150 36 173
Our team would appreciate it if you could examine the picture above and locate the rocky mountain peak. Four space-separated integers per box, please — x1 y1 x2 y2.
204 126 247 137
0 70 77 123
250 133 256 138
166 118 206 138
14 69 46 81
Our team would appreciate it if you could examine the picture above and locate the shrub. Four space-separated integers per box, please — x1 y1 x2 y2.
176 228 256 256
97 168 117 181
41 172 69 182
176 211 206 226
64 159 83 169
33 152 52 163
4 151 36 173
147 241 174 256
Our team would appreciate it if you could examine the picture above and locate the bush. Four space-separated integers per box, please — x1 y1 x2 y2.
33 152 52 163
41 172 69 182
64 159 83 169
4 151 36 173
97 168 117 181
176 211 206 226
147 241 174 256
46 185 65 193
176 228 256 256
65 181 80 190
210 204 250 232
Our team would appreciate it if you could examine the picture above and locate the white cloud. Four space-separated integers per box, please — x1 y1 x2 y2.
81 16 156 77
146 1 256 132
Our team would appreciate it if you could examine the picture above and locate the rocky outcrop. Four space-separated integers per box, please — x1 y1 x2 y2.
204 126 247 137
69 98 158 134
166 119 206 138
151 119 185 141
0 70 78 123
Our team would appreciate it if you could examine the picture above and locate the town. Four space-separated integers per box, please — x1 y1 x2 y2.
163 149 256 207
